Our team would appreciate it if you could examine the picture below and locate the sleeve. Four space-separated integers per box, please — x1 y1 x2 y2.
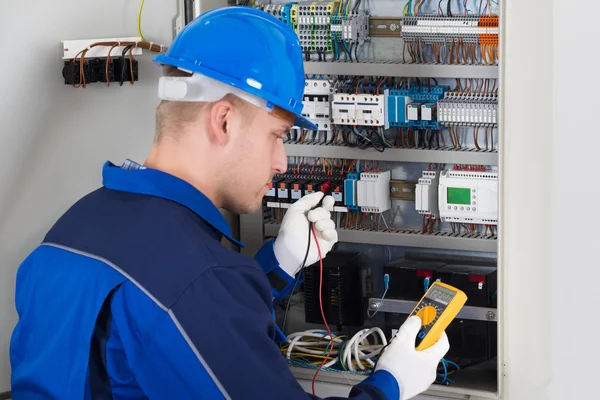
164 263 400 400
254 238 298 301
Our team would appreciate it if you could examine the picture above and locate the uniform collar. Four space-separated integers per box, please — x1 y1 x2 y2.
101 161 244 248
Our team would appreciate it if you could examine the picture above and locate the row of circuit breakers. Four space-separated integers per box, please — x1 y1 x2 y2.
297 79 498 132
266 168 498 225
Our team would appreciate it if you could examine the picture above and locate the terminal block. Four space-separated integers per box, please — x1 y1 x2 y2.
62 58 138 85
437 93 498 127
262 4 285 20
401 15 499 64
341 11 370 44
297 1 338 54
401 15 498 45
387 85 449 129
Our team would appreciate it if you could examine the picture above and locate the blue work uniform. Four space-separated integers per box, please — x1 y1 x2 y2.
9 160 399 399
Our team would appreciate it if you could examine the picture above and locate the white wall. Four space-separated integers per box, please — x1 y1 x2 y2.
0 0 177 390
550 1 599 399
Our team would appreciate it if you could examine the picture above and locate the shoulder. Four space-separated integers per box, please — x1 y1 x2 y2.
43 187 266 308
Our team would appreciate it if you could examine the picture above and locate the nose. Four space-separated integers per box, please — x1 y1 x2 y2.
272 138 287 174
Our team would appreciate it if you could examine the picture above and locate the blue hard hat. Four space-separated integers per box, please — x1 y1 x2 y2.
154 6 316 131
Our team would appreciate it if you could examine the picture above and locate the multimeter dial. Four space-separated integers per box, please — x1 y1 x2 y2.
407 282 467 351
411 299 446 346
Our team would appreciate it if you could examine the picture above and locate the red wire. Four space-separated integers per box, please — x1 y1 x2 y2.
311 225 334 395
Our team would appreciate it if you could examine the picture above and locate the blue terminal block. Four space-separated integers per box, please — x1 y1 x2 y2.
387 91 411 128
344 173 360 211
281 2 296 27
409 85 449 102
387 85 450 128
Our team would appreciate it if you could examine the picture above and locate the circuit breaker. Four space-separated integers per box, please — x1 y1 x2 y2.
356 171 391 213
416 171 440 218
302 79 332 132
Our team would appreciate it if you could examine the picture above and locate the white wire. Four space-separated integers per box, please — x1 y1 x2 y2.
284 328 387 371
344 327 387 371
381 213 389 228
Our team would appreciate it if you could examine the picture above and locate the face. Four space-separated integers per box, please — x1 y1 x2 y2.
220 105 289 214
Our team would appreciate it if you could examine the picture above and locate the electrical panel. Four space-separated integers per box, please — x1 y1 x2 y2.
227 0 505 397
439 170 499 225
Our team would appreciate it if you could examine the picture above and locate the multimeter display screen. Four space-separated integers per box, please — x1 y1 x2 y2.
427 286 456 305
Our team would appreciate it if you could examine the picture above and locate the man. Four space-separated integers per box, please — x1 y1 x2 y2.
10 6 448 400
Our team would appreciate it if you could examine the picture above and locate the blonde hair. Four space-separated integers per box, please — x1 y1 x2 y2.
154 66 255 143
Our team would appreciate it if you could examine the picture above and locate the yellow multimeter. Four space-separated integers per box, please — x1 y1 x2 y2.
408 281 467 351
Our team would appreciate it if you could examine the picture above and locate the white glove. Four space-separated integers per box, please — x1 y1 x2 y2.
273 192 338 277
376 316 450 400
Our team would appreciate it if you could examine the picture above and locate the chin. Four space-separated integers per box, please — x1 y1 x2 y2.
227 199 262 215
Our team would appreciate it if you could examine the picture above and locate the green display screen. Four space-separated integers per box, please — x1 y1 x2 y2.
447 187 471 205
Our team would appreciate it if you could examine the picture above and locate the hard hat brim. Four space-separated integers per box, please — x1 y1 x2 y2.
294 115 318 131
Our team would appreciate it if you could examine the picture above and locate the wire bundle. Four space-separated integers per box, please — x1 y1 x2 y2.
282 327 462 385
69 41 167 88
281 327 388 373
437 358 461 385
402 0 499 65
330 0 362 63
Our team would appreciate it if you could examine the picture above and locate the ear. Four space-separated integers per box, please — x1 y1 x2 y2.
208 99 236 146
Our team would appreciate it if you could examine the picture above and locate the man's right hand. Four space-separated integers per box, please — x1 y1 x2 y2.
375 316 450 400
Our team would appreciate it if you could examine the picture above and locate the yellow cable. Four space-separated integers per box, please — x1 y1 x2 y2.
138 0 147 42
288 353 332 359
